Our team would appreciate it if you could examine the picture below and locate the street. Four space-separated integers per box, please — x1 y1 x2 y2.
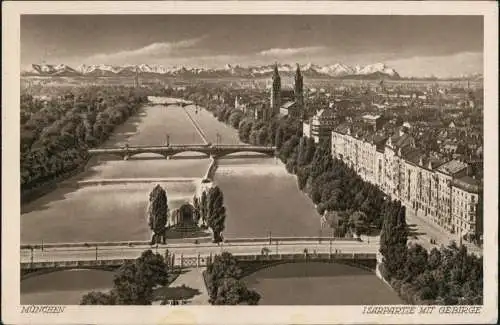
21 240 379 264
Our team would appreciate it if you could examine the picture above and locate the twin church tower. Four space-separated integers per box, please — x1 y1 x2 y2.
270 63 304 119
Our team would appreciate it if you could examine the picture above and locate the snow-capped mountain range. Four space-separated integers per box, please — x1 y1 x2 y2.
22 62 405 79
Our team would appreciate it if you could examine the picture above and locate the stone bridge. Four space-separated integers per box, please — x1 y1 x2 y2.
21 252 377 279
88 144 277 160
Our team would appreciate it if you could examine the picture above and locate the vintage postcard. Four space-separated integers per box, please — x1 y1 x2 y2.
2 1 498 324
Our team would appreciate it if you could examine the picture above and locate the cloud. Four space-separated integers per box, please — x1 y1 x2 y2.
84 37 204 64
259 47 325 57
386 51 483 78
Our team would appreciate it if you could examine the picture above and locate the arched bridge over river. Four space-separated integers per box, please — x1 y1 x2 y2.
21 239 379 277
88 144 277 160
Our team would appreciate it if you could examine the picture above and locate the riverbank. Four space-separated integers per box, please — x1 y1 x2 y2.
21 160 89 204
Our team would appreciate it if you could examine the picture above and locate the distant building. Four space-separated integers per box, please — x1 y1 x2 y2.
361 114 384 131
280 101 298 117
303 109 337 143
234 96 247 113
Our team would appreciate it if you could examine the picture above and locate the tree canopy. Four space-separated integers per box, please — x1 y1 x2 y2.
80 250 169 305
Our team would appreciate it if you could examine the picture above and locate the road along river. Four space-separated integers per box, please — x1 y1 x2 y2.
21 97 401 305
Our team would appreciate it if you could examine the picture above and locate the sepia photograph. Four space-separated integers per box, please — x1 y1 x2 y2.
2 1 498 324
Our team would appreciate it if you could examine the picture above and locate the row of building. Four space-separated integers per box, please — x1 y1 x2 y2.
327 125 482 243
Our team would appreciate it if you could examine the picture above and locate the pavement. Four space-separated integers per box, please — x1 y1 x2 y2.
405 209 482 256
21 240 379 264
152 268 209 305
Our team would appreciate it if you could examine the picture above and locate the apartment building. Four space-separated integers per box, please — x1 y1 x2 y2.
331 125 482 243
451 176 482 241
303 108 338 143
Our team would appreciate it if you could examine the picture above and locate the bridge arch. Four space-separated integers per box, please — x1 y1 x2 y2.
168 150 211 159
127 152 169 159
21 265 122 280
215 149 276 159
234 255 377 278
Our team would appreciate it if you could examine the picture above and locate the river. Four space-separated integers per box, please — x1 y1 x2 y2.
21 97 401 305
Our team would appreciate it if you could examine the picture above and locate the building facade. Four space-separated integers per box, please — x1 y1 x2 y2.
303 109 337 143
331 127 482 243
451 176 482 241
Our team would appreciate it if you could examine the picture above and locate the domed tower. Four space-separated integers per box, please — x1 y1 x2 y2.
294 63 304 118
270 63 281 117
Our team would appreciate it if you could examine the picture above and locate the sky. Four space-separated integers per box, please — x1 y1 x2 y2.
21 15 483 78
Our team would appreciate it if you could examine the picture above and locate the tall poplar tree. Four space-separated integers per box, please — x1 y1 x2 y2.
147 184 168 244
200 191 208 227
207 186 226 243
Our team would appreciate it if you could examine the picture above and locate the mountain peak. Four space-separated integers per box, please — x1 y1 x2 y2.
22 62 404 79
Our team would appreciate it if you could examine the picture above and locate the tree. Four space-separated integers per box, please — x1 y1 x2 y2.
296 166 311 190
428 247 442 270
199 190 209 227
147 185 169 244
229 110 244 129
238 119 253 143
135 249 169 288
212 277 261 305
207 186 226 243
404 243 428 282
206 252 242 302
110 250 168 305
274 126 284 149
80 291 116 305
113 262 151 305
192 195 201 225
205 252 260 305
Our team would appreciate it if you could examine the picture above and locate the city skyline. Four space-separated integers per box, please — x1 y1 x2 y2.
21 15 483 78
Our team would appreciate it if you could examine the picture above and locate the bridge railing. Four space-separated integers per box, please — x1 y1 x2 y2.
21 250 377 270
20 236 363 250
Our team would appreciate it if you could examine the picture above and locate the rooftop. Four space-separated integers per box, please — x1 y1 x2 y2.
316 109 336 119
389 131 415 150
281 101 296 109
436 159 468 175
452 176 482 194
362 114 381 121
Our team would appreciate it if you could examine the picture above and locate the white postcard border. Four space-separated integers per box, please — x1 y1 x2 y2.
2 1 498 324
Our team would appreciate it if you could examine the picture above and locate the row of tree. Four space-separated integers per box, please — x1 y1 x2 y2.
20 86 148 191
146 183 227 244
205 252 260 305
179 90 386 235
80 250 169 305
379 201 483 305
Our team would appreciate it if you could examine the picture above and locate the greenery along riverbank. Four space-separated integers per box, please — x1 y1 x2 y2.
175 87 387 236
20 86 148 194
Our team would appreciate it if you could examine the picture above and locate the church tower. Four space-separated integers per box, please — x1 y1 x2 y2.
270 63 281 117
294 63 304 118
